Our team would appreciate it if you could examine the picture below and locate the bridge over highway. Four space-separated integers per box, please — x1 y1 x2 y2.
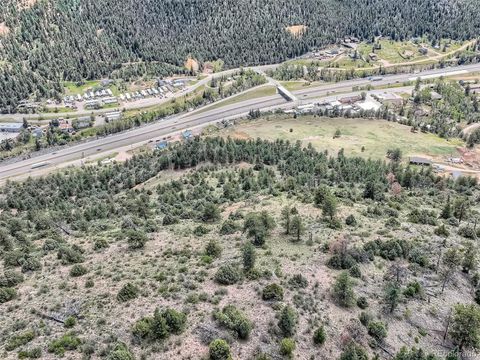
253 68 298 102
276 84 298 102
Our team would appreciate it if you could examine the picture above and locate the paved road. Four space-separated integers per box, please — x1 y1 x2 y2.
1 64 480 182
0 65 279 123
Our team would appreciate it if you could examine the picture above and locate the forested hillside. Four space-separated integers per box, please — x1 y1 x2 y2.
0 137 479 359
1 0 480 111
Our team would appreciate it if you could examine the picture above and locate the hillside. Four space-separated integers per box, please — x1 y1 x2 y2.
0 137 479 359
1 0 480 111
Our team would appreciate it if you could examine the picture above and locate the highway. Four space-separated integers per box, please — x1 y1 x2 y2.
1 63 480 182
0 65 281 123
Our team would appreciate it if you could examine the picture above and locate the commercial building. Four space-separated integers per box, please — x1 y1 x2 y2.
0 123 23 133
409 156 432 166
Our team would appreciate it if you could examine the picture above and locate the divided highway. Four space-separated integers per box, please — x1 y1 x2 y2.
1 63 480 182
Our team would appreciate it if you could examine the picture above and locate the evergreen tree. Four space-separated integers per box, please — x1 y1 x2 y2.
332 271 356 307
242 242 256 272
290 215 305 242
450 304 480 351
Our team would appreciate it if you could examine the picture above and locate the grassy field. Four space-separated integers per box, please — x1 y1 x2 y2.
194 85 277 114
64 80 101 95
219 115 463 160
358 40 428 64
40 106 76 114
217 85 276 105
280 81 330 91
333 57 370 69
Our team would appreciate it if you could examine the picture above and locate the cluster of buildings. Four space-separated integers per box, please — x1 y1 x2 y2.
0 110 122 144
84 97 118 110
61 88 119 110
289 93 393 116
64 87 114 104
58 78 189 109
305 36 360 61
0 122 44 141
16 100 39 111
285 90 410 118
117 79 188 102
153 129 193 151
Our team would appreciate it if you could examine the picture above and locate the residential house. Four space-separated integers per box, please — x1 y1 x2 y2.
418 46 428 55
73 116 92 129
57 119 74 133
202 63 214 74
102 97 118 105
104 111 122 122
85 100 102 109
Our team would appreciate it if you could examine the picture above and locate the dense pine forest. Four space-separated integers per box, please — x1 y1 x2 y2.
1 0 480 111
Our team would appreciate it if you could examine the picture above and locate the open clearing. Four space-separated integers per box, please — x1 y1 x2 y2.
286 25 307 37
64 80 102 95
218 116 463 160
280 80 330 91
194 85 277 114
357 40 430 64
0 22 10 36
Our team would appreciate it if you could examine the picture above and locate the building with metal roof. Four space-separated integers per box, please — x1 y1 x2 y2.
0 123 23 133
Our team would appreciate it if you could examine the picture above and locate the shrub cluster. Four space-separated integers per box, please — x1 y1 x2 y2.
214 305 252 339
132 308 187 341
215 263 242 285
262 283 284 301
117 283 140 302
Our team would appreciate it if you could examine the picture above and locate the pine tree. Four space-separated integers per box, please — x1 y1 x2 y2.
242 242 256 272
441 195 452 219
332 272 355 307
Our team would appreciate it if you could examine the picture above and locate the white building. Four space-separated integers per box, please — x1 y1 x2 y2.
356 96 382 111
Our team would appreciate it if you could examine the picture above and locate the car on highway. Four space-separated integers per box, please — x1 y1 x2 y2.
31 162 50 169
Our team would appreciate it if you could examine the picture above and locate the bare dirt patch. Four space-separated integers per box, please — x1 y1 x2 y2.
185 57 200 72
114 151 132 162
286 25 307 37
0 22 10 36
230 131 251 140
18 0 38 9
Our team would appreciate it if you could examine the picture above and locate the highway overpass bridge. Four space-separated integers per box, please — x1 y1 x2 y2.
276 84 298 102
